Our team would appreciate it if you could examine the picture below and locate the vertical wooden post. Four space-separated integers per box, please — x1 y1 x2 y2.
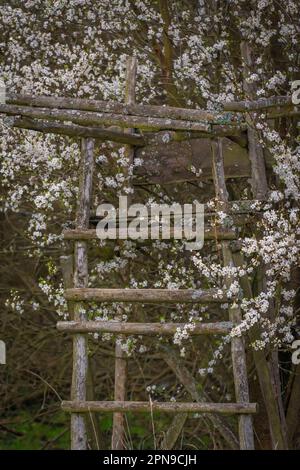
60 255 74 319
71 138 94 450
240 41 268 200
111 56 137 450
240 41 288 449
212 138 255 449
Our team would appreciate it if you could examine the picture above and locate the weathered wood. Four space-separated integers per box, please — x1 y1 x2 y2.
60 254 100 449
0 103 211 132
3 114 248 158
89 199 268 222
157 0 183 106
247 126 268 200
64 288 229 303
211 125 248 147
251 257 288 445
212 139 230 206
223 96 300 120
60 255 74 320
233 251 289 449
240 43 288 450
211 139 255 450
11 92 294 123
71 138 95 450
240 42 268 200
135 137 251 184
4 115 248 151
6 116 145 145
112 56 137 451
146 128 248 146
222 95 293 112
75 139 95 229
7 93 215 122
62 400 258 414
57 320 233 335
246 73 289 449
63 228 238 241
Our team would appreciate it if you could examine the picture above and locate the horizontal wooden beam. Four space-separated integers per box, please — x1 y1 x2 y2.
4 115 247 146
222 95 294 112
64 288 229 303
61 400 258 414
62 228 238 241
0 104 211 132
5 116 145 146
4 93 295 136
57 320 233 335
146 128 247 146
88 200 267 224
7 93 215 122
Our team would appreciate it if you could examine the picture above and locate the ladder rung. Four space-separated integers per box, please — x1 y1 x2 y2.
57 320 233 335
64 288 230 303
61 400 258 414
88 200 268 224
63 228 238 241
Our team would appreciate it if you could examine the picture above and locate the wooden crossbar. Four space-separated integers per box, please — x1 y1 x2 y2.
61 400 258 414
7 116 145 145
7 93 215 122
88 200 267 226
3 115 246 146
222 95 294 112
7 92 296 120
64 288 229 303
0 103 212 132
63 228 238 241
57 320 233 335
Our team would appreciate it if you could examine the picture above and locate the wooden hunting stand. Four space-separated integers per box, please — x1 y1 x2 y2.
1 55 296 450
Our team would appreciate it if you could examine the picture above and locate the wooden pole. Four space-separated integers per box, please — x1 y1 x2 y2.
71 138 94 450
211 139 255 449
64 287 230 303
60 255 100 449
233 250 289 450
240 41 288 450
63 400 258 414
240 42 268 200
8 116 144 145
222 95 294 112
112 56 137 451
5 115 247 146
63 228 238 241
0 103 211 132
7 93 214 122
57 320 233 335
5 114 247 143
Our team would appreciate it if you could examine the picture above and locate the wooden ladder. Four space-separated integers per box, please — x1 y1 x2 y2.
57 129 257 449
